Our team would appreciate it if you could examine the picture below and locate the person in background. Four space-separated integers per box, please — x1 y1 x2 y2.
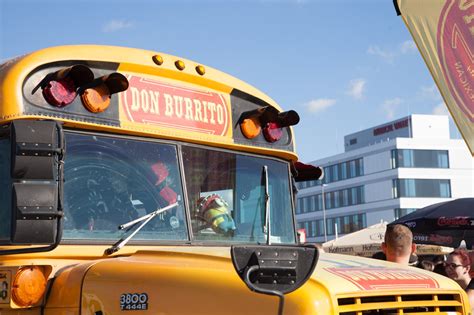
382 224 417 265
432 255 448 277
445 249 474 312
468 251 474 278
418 260 435 272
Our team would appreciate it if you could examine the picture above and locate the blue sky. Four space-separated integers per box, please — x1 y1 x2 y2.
0 0 459 162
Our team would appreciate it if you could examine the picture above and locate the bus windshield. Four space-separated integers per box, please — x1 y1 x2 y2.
63 132 188 241
182 146 296 244
62 132 296 244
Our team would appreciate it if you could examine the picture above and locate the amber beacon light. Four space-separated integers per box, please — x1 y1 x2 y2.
12 266 47 307
80 73 129 113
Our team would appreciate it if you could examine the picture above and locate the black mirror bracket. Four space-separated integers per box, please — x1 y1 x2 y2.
231 245 319 315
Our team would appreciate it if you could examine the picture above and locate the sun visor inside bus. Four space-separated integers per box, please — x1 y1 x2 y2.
292 161 323 182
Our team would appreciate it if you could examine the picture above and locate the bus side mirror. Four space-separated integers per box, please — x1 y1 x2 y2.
292 161 323 182
10 120 64 244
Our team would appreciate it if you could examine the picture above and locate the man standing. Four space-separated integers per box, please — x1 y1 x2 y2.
382 224 416 265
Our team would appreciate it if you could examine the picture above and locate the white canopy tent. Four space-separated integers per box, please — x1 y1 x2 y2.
322 221 453 257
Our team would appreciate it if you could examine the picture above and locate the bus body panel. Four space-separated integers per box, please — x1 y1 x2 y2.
0 247 468 314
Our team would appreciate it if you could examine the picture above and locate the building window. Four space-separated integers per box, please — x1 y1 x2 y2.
391 149 449 169
317 220 324 236
340 162 347 180
304 221 311 237
324 166 332 183
296 179 321 190
394 208 417 220
321 158 364 185
309 195 315 212
310 221 317 237
390 149 397 169
332 164 339 182
349 160 356 178
393 179 451 198
325 213 367 236
296 186 365 214
300 214 367 238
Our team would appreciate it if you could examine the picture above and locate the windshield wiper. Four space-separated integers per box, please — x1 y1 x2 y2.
104 202 178 255
262 165 271 245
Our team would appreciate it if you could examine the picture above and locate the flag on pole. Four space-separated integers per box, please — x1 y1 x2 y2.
394 0 473 155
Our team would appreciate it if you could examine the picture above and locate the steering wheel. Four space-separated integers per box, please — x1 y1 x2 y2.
63 142 167 231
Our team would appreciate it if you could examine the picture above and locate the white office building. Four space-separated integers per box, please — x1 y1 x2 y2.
296 114 473 243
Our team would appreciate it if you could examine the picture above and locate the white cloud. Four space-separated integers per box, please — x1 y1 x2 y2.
367 40 417 63
347 78 366 100
381 98 403 119
102 20 133 33
400 40 417 54
304 98 337 114
419 84 442 100
367 45 396 63
432 102 449 115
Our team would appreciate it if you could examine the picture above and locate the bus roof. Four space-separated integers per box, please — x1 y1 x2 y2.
0 45 298 161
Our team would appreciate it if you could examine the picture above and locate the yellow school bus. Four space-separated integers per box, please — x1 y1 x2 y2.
0 45 470 314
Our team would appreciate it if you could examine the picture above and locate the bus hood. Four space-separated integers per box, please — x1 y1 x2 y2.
75 247 461 314
314 252 460 293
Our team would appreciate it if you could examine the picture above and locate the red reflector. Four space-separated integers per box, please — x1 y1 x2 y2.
160 186 177 204
42 77 76 107
263 122 283 142
151 162 169 186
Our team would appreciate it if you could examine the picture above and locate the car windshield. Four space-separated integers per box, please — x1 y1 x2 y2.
62 132 188 241
182 146 296 244
62 132 296 245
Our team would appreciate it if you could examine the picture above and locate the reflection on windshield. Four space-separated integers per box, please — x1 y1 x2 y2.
63 133 187 241
62 133 296 244
182 146 296 244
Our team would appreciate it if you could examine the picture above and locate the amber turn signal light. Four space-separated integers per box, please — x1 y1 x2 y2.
12 266 47 307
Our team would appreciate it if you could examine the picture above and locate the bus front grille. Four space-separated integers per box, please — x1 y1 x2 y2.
337 293 464 314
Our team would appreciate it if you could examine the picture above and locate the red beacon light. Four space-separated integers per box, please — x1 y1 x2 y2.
263 110 299 142
40 65 94 107
263 122 283 143
80 73 129 113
